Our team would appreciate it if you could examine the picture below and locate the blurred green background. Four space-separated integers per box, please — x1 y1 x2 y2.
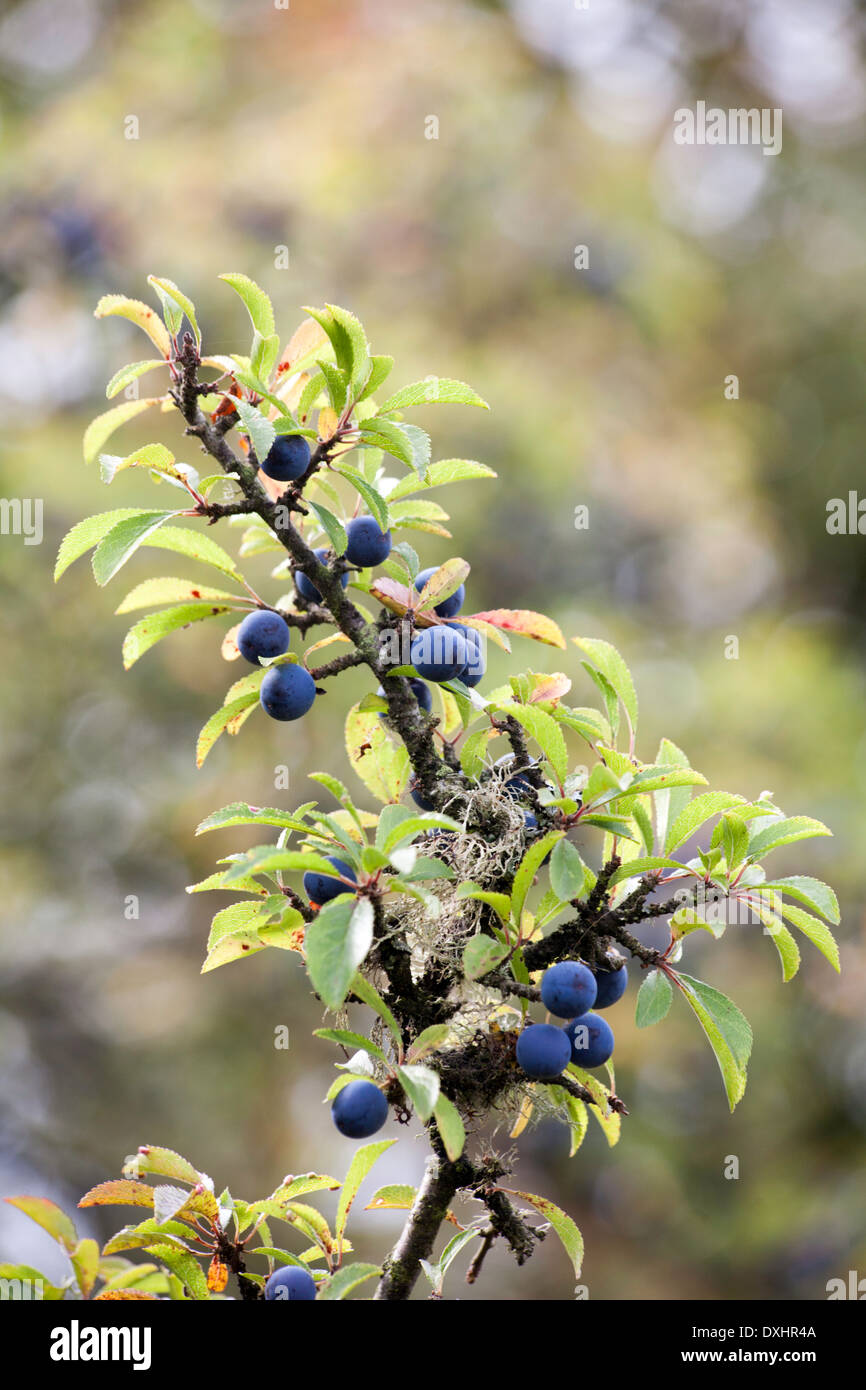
1 0 864 1299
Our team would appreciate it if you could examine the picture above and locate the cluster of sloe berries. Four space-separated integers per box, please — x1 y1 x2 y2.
515 958 627 1080
235 433 487 730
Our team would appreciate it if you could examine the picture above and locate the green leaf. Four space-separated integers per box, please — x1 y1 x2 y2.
335 465 390 531
608 856 687 887
378 376 489 414
718 811 750 872
386 458 496 503
121 603 232 668
665 792 746 854
396 1064 441 1121
433 1094 465 1160
335 1139 396 1253
251 332 281 384
116 577 245 613
462 934 509 981
196 692 259 767
307 501 348 556
500 705 569 784
144 524 241 578
220 272 275 337
106 359 166 399
762 877 840 925
579 814 640 841
365 1184 416 1213
652 738 693 851
305 304 370 388
554 705 611 745
83 398 161 464
314 1029 388 1063
765 917 801 982
626 766 708 796
98 441 184 486
222 847 338 883
356 354 394 401
548 839 586 901
549 1090 590 1157
635 969 673 1027
92 510 180 585
350 973 404 1052
406 1024 452 1062
306 897 374 1011
747 815 832 861
505 1190 583 1279
55 508 151 581
195 802 311 836
382 813 460 855
123 1146 201 1185
572 637 638 738
145 1245 209 1300
205 898 273 951
776 901 841 972
4 1196 77 1252
676 973 752 1111
318 1262 381 1301
455 883 512 923
147 275 201 345
233 398 276 461
0 1264 65 1299
511 833 564 923
358 418 416 470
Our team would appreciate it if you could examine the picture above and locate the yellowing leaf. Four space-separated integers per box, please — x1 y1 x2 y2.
83 399 162 464
510 1092 535 1138
94 294 172 356
4 1196 78 1251
79 1181 155 1210
221 623 242 660
527 672 572 704
345 705 410 803
470 608 566 649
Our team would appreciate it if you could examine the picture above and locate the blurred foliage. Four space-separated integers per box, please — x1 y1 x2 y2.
0 0 864 1299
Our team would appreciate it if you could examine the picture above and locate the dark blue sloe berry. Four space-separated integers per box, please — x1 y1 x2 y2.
593 962 628 1009
541 961 598 1018
451 624 485 687
302 856 357 907
236 609 290 665
264 1265 317 1300
295 548 350 604
345 516 391 567
515 1023 572 1080
331 1079 389 1138
410 627 467 682
495 754 535 797
261 434 311 482
259 663 316 720
566 1013 615 1068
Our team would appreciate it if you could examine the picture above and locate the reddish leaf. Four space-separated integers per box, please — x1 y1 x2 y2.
79 1181 155 1210
467 609 566 649
94 1290 159 1300
369 579 437 626
527 672 572 705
